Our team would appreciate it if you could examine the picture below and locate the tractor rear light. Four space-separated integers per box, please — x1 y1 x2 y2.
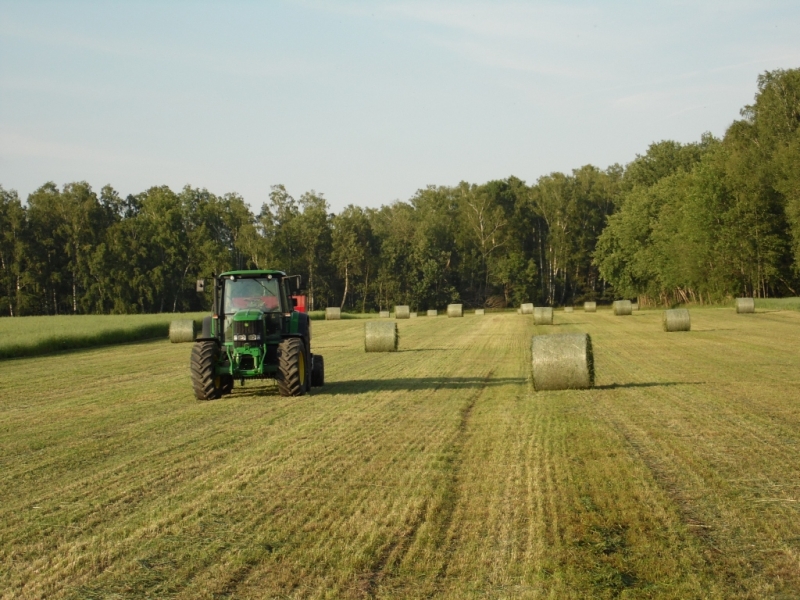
247 334 261 341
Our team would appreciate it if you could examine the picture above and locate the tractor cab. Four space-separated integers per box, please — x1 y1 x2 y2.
220 272 286 344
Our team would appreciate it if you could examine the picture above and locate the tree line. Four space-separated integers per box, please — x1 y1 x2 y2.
1 68 799 316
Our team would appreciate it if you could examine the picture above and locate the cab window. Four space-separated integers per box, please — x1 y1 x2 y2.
223 277 282 315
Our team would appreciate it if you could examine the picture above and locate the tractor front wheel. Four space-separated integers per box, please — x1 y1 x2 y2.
277 338 306 397
191 341 222 400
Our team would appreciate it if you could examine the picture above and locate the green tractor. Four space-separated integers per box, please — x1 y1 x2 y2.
190 270 324 400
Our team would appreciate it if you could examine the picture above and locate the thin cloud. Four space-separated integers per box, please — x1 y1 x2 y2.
0 19 313 80
0 128 170 169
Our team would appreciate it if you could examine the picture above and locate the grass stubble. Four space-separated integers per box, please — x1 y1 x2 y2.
0 307 799 598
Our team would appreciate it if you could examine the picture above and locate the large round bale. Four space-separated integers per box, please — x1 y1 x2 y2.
427 309 438 317
410 312 418 318
564 307 574 313
447 304 463 318
631 303 639 311
379 310 390 318
736 297 755 314
613 300 632 316
475 309 485 315
663 309 691 332
584 301 597 312
531 333 594 391
521 303 534 315
325 307 341 320
395 305 410 319
364 321 398 352
169 319 195 343
534 307 554 325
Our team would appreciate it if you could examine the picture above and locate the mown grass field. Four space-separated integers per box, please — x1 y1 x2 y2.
1 307 799 598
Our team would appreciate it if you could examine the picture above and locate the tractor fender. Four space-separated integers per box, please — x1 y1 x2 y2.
195 315 216 341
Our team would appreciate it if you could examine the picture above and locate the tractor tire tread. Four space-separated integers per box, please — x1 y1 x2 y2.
191 341 221 400
277 338 305 397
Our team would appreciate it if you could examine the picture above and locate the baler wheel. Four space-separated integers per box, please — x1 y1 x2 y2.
277 338 306 397
311 354 325 387
191 341 222 400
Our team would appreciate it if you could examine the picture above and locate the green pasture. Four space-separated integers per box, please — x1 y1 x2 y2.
2 307 800 598
0 313 206 360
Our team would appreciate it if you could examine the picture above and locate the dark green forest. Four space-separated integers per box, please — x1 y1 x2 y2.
2 69 800 316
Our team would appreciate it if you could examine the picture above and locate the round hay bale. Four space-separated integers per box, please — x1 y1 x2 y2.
534 307 554 325
531 333 594 391
364 321 398 352
475 309 485 315
584 301 597 313
395 305 410 319
379 310 390 318
410 312 418 318
736 297 755 314
169 319 195 343
427 309 438 317
631 303 639 311
521 303 534 315
447 304 463 318
613 300 632 316
564 307 574 313
662 308 691 332
325 307 341 320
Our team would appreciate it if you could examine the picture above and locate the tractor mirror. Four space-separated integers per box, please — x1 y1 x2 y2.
286 275 302 293
196 279 205 293
292 297 298 308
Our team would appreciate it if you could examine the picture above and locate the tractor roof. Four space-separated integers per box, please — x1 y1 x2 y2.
219 269 287 278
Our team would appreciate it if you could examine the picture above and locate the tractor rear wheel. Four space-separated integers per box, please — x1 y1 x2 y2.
277 338 306 397
311 354 325 387
191 341 222 400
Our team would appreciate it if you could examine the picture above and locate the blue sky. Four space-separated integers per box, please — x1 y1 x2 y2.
1 1 799 212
